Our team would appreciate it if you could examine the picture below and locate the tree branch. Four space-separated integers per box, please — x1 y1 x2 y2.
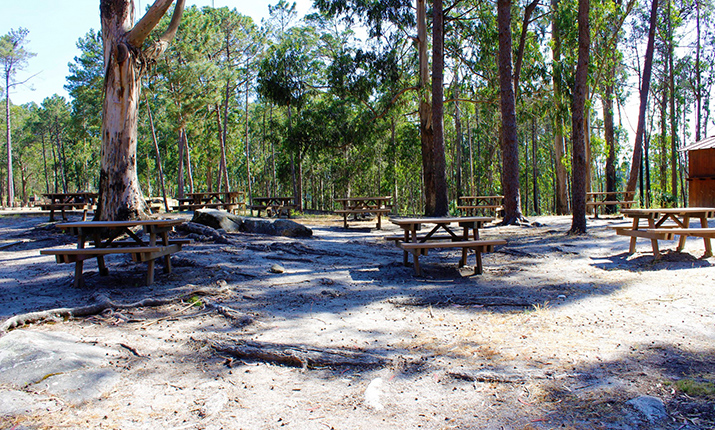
127 0 184 50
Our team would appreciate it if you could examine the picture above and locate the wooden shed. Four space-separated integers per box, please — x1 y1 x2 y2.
680 136 715 207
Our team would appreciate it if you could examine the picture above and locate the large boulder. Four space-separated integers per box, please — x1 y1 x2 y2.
192 209 312 238
192 209 243 232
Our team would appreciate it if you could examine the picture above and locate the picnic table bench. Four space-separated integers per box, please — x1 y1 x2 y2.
249 196 296 218
389 216 504 275
40 219 187 287
586 191 636 218
173 191 245 213
334 196 392 229
457 196 504 217
41 192 98 221
612 207 715 257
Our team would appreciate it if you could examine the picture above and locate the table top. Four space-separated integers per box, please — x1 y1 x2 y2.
459 195 504 200
587 191 634 195
335 196 392 202
186 191 243 197
57 219 185 229
391 216 494 226
622 207 715 216
253 196 295 202
43 192 98 198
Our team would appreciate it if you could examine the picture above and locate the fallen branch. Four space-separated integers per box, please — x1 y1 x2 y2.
388 296 533 308
0 240 26 250
211 339 389 369
205 303 254 327
448 368 549 383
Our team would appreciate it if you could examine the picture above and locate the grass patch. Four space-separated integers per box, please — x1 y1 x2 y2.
673 378 715 397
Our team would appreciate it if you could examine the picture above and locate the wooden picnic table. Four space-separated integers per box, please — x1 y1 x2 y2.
614 207 715 257
174 191 245 213
249 196 296 218
586 191 636 218
389 216 504 275
457 195 504 217
40 219 187 287
334 196 392 229
41 192 98 221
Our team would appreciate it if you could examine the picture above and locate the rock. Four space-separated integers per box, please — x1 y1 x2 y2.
241 218 277 236
272 219 313 238
0 330 120 404
192 209 243 232
270 264 285 274
626 395 668 422
191 210 313 238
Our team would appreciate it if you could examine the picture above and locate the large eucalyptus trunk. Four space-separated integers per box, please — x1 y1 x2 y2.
570 0 590 234
551 0 569 215
431 0 448 216
626 0 659 193
97 0 184 220
417 0 435 215
497 0 525 225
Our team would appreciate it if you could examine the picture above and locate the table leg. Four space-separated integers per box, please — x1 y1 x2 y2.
161 231 172 273
677 216 691 252
92 233 109 276
647 217 661 257
376 213 382 230
402 229 410 266
628 217 639 253
474 249 483 275
343 213 348 229
700 215 713 257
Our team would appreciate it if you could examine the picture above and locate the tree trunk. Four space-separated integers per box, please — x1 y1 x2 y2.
626 0 659 193
97 0 184 220
570 0 590 234
497 0 524 225
431 0 448 216
551 0 569 215
177 128 185 198
667 0 678 203
417 0 435 216
514 0 539 100
603 83 616 212
145 97 169 212
5 74 13 207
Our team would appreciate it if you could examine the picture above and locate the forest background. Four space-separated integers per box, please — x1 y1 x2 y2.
1 0 714 218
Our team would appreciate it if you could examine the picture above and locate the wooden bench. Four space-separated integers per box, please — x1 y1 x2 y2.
248 204 297 218
457 196 504 217
586 191 636 218
173 202 237 212
400 239 506 276
335 208 392 229
39 203 92 221
41 243 184 286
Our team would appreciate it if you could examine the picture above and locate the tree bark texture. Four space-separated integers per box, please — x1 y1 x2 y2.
431 0 448 216
626 0 659 193
497 0 524 224
98 0 184 220
551 0 569 215
571 0 590 234
417 0 435 216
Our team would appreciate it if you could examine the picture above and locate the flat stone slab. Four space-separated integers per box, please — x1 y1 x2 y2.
0 330 121 405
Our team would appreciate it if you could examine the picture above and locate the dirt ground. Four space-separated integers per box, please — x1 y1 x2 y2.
0 208 714 430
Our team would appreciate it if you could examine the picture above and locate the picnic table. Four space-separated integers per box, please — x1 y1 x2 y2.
334 196 392 229
41 192 98 221
457 196 504 217
249 196 296 218
586 191 636 218
389 216 505 275
40 219 188 287
613 207 715 257
173 191 245 213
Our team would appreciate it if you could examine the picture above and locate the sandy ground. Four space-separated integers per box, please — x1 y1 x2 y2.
0 208 714 430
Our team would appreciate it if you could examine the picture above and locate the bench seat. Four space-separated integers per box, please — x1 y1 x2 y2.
644 228 715 238
41 243 184 286
335 208 391 229
399 239 506 275
586 200 637 207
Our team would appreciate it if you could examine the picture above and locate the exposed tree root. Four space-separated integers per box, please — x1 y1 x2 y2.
0 287 229 335
176 222 231 244
448 368 549 383
211 339 391 369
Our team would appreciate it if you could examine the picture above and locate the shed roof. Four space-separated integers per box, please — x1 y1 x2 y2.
680 136 715 151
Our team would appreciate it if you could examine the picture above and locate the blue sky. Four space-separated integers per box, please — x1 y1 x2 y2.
1 0 314 105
